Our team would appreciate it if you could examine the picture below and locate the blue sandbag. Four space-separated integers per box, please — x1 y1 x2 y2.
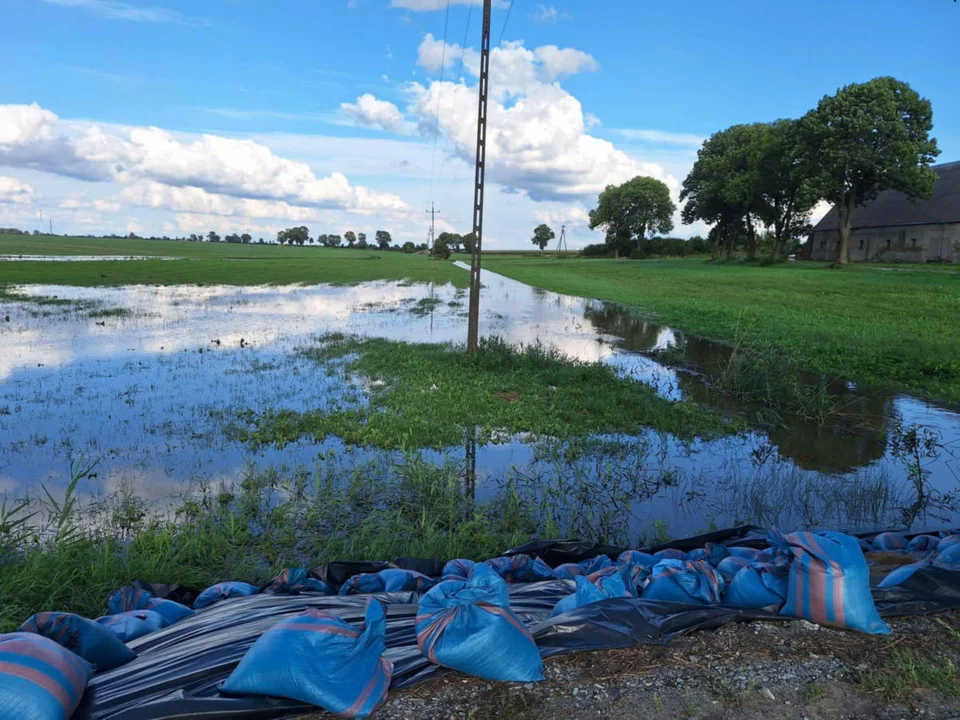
772 529 889 635
871 532 908 551
96 611 162 642
616 550 658 568
906 535 940 553
194 582 260 609
146 598 195 625
221 599 392 717
716 555 753 582
686 543 730 567
878 558 931 588
934 542 960 570
726 547 771 561
416 563 543 682
441 559 476 581
553 555 612 580
654 548 686 561
339 569 434 595
938 534 960 551
0 631 94 720
550 566 634 617
721 565 788 609
107 585 153 615
19 612 136 672
263 568 331 595
484 554 553 584
642 559 724 605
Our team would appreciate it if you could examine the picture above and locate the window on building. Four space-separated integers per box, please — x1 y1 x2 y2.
911 238 918 248
859 240 864 250
819 239 825 249
886 239 892 248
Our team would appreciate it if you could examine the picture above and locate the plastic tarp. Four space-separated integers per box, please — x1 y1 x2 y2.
74 526 960 719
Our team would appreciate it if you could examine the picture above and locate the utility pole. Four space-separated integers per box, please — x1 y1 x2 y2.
426 202 440 251
557 224 568 254
466 0 492 353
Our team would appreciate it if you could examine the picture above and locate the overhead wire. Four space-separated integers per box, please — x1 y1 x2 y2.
426 0 452 207
434 0 476 191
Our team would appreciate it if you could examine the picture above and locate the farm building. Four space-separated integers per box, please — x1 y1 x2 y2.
808 161 960 263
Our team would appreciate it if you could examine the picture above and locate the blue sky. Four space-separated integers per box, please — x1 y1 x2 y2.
1 0 957 247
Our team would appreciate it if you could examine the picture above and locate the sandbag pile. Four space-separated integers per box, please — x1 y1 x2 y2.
3 527 958 719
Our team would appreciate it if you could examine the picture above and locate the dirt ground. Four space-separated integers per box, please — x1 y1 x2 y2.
304 612 960 720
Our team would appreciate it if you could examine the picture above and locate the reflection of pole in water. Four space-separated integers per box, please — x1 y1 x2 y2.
464 428 477 504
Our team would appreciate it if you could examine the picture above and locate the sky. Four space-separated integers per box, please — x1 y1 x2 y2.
0 0 958 249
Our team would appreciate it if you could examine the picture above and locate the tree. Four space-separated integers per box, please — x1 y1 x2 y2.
225 233 241 244
357 232 368 249
800 77 939 264
277 226 309 246
207 231 221 243
402 241 417 253
344 231 357 248
241 233 252 244
436 232 461 254
375 230 392 249
754 120 819 261
589 176 675 257
432 235 451 259
328 234 342 247
531 224 555 254
462 232 476 256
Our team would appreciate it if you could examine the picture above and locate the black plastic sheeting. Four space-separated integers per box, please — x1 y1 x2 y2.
76 526 960 719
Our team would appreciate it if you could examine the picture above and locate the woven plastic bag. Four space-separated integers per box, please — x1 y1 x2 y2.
194 582 260 609
642 559 724 605
484 554 553 584
221 598 392 717
721 564 788 609
772 530 889 634
96 610 165 642
263 568 331 595
552 554 612 580
550 566 635 617
416 563 543 682
0 632 94 720
19 612 136 672
339 569 434 595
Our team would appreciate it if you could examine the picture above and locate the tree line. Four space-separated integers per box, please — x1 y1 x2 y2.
581 76 939 264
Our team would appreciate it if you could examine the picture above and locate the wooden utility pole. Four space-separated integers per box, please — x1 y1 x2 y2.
466 0 492 353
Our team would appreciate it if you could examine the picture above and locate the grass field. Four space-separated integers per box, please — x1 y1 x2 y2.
0 234 468 287
481 256 960 404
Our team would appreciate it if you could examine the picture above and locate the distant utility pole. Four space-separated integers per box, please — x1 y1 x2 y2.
39 210 43 233
466 0 492 354
557 224 568 254
426 202 441 251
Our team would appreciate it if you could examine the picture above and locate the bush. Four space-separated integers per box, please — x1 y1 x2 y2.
581 243 611 258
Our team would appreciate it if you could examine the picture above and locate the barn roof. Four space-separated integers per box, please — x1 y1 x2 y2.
813 161 960 231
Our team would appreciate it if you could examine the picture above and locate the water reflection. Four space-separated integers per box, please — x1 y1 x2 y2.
0 267 958 538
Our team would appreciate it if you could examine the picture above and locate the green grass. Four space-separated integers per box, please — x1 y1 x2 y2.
231 335 737 450
481 256 960 403
0 234 468 287
856 647 958 703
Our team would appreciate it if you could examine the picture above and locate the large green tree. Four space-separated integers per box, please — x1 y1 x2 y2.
680 132 746 260
531 224 555 254
801 77 939 264
344 231 357 248
589 176 675 257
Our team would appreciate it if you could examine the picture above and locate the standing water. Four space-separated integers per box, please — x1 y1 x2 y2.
0 267 957 540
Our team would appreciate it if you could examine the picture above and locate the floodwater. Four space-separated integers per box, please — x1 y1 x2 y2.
0 267 957 541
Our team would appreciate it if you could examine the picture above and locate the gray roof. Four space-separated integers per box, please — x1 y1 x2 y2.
813 161 960 231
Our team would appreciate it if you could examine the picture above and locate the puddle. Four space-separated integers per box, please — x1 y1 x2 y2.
0 268 957 540
0 255 182 262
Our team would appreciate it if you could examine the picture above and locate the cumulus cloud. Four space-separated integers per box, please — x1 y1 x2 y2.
407 37 674 203
0 176 34 205
340 94 412 134
119 182 323 222
0 102 410 216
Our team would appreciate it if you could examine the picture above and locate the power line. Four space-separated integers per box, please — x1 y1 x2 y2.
496 0 516 49
434 0 476 191
427 0 452 205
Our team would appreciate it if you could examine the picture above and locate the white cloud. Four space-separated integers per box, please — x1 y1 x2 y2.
340 94 412 134
39 0 188 23
0 176 34 205
533 5 562 23
0 103 410 216
119 182 322 222
407 36 675 202
615 129 705 147
533 46 599 81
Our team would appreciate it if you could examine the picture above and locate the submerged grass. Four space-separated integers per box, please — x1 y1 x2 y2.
482 256 960 404
231 335 737 450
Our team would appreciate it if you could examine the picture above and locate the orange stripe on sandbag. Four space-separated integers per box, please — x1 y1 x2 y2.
0 660 75 716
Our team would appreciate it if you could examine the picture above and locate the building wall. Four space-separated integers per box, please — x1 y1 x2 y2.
809 223 960 263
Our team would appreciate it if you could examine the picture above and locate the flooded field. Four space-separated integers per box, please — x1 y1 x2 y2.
1 267 957 542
